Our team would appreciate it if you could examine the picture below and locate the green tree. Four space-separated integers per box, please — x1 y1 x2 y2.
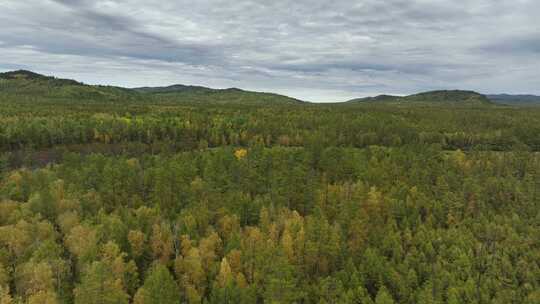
74 261 129 304
375 286 394 304
134 264 179 304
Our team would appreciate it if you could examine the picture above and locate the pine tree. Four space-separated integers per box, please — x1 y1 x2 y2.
375 286 394 304
134 264 179 304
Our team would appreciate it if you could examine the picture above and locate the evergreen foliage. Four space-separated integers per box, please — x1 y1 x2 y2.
0 71 538 303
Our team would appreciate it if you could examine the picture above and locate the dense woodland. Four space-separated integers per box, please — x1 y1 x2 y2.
0 72 539 303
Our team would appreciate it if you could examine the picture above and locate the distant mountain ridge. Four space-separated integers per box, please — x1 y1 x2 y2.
347 94 400 103
133 83 303 104
347 90 493 106
2 70 538 106
133 84 214 94
0 70 302 104
486 94 540 106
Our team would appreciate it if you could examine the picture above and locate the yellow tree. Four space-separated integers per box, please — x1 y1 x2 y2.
100 241 139 295
0 220 32 260
27 291 58 304
281 230 295 263
198 232 222 273
216 258 233 288
0 285 12 304
234 148 248 160
15 261 55 300
65 225 98 262
56 211 80 236
150 223 174 264
127 230 146 259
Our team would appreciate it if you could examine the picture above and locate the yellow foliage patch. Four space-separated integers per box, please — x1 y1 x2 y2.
234 148 247 160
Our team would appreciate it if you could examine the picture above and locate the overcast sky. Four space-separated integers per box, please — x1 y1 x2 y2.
0 0 538 102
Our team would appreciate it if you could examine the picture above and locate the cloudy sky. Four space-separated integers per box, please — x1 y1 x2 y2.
0 0 538 101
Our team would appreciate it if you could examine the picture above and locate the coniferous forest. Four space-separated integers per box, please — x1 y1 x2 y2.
0 71 539 304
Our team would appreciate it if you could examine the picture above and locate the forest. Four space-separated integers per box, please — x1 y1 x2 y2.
0 71 539 304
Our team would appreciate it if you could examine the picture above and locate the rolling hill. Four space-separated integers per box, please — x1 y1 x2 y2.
0 70 139 102
0 70 302 105
347 94 401 103
4 70 537 107
133 84 303 105
347 90 494 106
133 84 214 94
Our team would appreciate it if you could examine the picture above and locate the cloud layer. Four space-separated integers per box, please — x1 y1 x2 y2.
1 0 538 101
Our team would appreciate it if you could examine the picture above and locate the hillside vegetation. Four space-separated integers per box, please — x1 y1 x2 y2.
0 70 139 102
348 90 493 106
0 70 301 105
0 71 539 304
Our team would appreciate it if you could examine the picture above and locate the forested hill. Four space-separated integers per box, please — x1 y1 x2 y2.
4 70 537 107
134 84 215 94
0 70 79 84
0 70 140 102
134 84 303 105
0 70 302 105
348 90 493 106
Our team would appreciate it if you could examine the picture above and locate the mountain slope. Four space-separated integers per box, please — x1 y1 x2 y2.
133 84 213 94
405 90 492 105
0 70 139 102
347 90 493 106
347 94 400 103
0 70 302 105
134 84 303 105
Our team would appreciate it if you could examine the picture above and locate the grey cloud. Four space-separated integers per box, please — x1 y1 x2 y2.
0 0 539 101
50 0 89 5
1 1 226 65
479 35 540 55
